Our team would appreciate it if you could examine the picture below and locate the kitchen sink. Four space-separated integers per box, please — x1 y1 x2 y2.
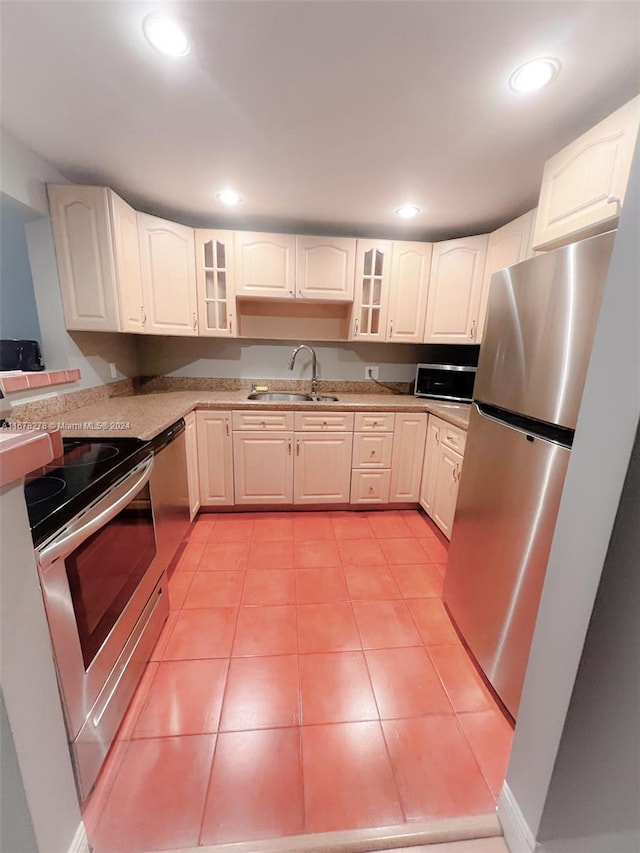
247 392 314 402
247 392 339 402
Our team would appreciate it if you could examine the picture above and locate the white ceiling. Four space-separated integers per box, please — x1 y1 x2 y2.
1 1 639 240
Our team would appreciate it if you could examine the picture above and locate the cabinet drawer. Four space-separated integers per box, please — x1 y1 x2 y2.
233 410 294 431
352 432 393 468
294 411 354 432
439 421 467 455
350 470 391 504
353 412 395 432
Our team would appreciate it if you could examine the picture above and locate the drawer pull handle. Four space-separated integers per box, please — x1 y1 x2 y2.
225 419 229 436
288 438 292 455
296 439 300 457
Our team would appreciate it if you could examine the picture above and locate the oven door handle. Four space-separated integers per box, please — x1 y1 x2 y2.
37 456 155 571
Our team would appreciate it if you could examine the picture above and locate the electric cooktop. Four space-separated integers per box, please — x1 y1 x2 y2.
25 437 151 547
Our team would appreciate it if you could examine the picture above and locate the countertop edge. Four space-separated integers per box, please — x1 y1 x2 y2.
0 429 62 487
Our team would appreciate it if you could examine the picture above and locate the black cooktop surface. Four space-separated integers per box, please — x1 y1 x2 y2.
25 437 150 547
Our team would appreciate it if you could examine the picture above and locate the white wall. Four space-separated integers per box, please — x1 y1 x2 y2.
25 216 140 390
0 196 42 342
535 425 640 853
137 336 423 383
1 129 141 392
500 139 640 850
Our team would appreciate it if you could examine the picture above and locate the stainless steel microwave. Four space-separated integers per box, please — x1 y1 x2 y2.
414 362 476 403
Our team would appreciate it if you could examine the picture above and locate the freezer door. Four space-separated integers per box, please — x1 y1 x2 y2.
443 405 570 719
475 230 614 430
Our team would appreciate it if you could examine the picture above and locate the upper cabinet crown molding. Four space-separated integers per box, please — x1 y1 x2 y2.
532 95 640 251
137 212 198 336
48 184 123 332
424 234 488 344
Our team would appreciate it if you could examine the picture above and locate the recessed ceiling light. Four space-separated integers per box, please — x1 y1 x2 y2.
395 205 421 219
216 189 243 206
143 15 190 57
509 58 560 92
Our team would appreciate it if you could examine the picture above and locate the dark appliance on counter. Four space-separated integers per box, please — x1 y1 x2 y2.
25 434 169 801
414 344 480 403
0 339 45 371
443 230 615 720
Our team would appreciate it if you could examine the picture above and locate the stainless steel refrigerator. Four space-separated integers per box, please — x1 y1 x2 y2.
443 230 615 720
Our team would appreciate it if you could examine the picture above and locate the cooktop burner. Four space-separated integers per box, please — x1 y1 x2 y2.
25 437 150 547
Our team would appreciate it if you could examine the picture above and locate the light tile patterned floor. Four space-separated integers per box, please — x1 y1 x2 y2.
84 510 513 853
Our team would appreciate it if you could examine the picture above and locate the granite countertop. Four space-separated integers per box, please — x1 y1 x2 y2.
17 390 471 441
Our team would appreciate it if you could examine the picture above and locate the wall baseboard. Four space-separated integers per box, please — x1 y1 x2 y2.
498 784 537 853
68 821 90 853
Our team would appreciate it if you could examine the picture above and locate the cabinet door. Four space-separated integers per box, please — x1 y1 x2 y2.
424 235 488 344
476 210 535 343
350 240 392 341
233 431 294 504
294 432 353 504
138 213 198 336
184 412 200 519
109 191 145 333
196 411 234 506
387 241 432 342
295 236 356 301
235 232 296 299
419 415 442 514
47 184 121 331
195 230 236 337
533 95 640 251
389 413 428 502
432 444 463 540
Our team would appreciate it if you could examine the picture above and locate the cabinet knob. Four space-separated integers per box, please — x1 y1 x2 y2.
289 290 295 297
368 486 374 494
370 450 376 457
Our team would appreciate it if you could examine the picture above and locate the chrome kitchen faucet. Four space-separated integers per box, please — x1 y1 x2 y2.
288 344 318 395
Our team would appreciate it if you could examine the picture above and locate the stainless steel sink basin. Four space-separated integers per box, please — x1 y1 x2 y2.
247 392 339 402
247 392 314 402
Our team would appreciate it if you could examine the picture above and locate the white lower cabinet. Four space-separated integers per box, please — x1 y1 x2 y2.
231 410 352 506
184 412 200 519
389 413 428 502
350 412 395 504
420 414 467 539
233 432 294 505
294 433 353 504
196 411 234 506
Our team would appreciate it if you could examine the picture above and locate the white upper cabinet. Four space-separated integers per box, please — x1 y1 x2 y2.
109 191 145 333
476 209 536 343
424 235 488 344
533 95 640 251
137 213 198 336
350 240 392 341
48 184 122 331
234 231 296 299
386 241 432 343
295 236 356 301
194 230 236 337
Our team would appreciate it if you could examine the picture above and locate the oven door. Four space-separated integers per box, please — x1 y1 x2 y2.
35 456 162 741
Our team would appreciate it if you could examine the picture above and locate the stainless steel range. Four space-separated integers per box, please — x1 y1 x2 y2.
24 435 170 801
